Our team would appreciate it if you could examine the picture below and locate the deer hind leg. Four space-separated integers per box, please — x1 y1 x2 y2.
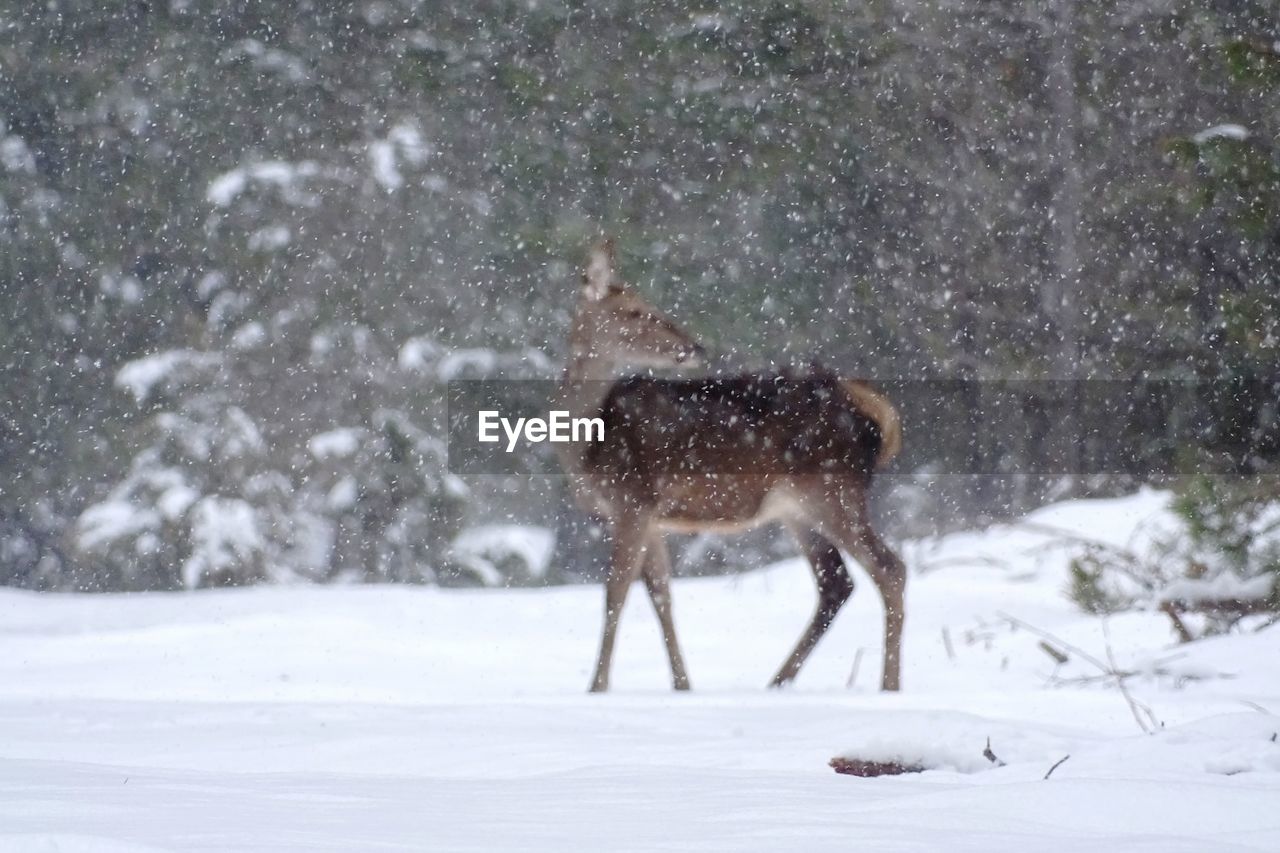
641 531 691 691
770 525 855 688
806 485 907 692
589 514 650 693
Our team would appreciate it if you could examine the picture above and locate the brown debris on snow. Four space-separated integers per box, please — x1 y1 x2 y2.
829 757 925 777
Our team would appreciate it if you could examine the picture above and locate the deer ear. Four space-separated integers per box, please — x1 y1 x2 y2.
582 239 616 301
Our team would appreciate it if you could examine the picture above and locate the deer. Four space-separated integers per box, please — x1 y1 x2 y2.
553 241 906 693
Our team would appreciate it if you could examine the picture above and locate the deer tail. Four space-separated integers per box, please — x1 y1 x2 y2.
839 380 902 469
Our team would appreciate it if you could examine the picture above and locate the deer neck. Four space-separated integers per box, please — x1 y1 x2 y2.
553 322 622 474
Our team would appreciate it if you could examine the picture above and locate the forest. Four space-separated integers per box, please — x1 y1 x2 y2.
2 1 1277 592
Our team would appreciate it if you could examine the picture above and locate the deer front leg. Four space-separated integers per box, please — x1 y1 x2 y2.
589 515 650 693
641 531 691 691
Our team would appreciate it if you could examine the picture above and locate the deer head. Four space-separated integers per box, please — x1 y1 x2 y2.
568 240 705 375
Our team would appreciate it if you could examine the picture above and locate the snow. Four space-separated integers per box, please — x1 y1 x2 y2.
229 321 266 350
689 13 733 34
437 346 554 379
75 501 160 553
98 272 143 305
451 523 555 580
1193 124 1251 143
3 491 1279 850
115 350 221 405
396 336 441 371
205 170 249 207
1162 572 1275 604
307 428 365 460
246 224 290 252
833 709 1280 777
435 347 497 380
155 481 199 521
0 134 36 173
368 139 400 190
182 496 263 588
369 124 430 191
205 161 321 208
221 39 310 84
326 476 359 511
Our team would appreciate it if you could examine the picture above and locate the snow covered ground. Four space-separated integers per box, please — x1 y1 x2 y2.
2 490 1278 851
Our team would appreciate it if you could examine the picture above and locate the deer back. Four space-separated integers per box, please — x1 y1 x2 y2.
584 373 887 497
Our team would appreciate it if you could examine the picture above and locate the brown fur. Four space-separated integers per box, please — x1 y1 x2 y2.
839 379 902 468
556 241 907 693
590 373 884 482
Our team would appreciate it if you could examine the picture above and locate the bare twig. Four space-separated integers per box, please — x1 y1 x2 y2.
1015 521 1174 594
1051 663 1229 689
997 610 1161 735
1043 755 1071 780
845 647 865 689
1038 640 1069 664
1167 593 1276 618
1102 619 1159 734
1016 520 1122 549
1048 672 1121 687
916 554 1014 574
1159 600 1195 643
1047 649 1188 682
1013 520 1158 562
996 611 1111 673
983 737 1006 767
